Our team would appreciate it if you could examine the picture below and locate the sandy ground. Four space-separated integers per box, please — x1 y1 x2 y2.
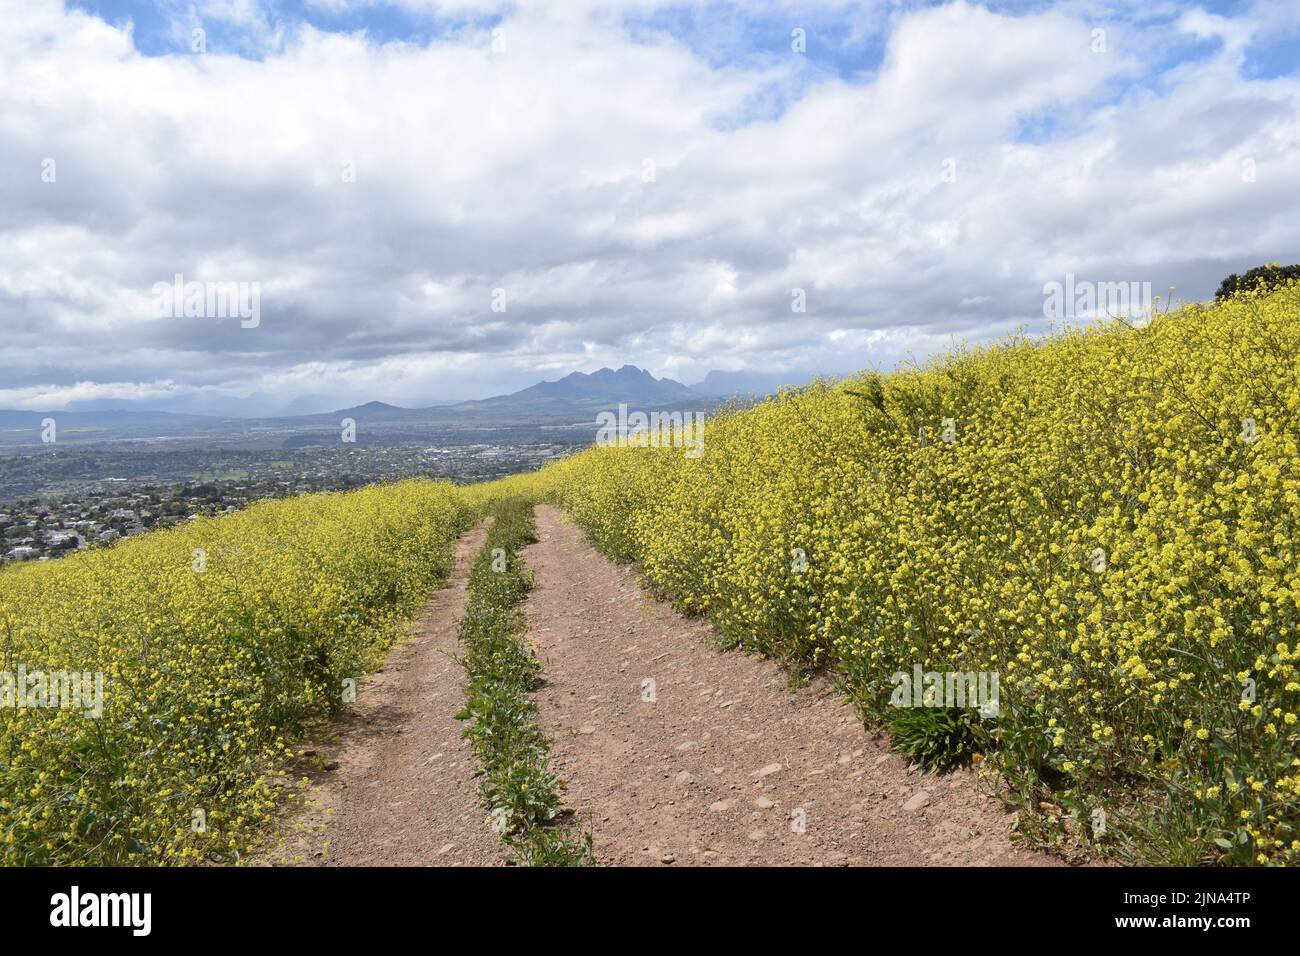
261 523 505 866
521 505 1060 867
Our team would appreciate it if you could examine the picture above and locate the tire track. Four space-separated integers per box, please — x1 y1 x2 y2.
263 523 505 866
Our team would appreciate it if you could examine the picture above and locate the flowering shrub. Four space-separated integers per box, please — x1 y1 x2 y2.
0 481 469 865
487 284 1300 864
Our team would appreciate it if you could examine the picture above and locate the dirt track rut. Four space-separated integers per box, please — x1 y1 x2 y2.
268 524 504 866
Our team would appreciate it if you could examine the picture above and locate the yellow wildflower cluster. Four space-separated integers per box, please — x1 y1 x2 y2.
0 480 469 865
485 284 1300 864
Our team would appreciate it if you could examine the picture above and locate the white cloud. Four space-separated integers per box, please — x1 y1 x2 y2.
0 0 1297 411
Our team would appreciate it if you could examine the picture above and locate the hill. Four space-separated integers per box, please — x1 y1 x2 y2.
478 283 1300 866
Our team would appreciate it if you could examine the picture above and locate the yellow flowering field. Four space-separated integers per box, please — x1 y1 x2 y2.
486 284 1300 864
4 285 1295 866
0 480 469 865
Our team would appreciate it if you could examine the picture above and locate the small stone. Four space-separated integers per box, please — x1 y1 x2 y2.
661 852 675 864
709 799 733 812
675 771 695 785
903 790 932 812
675 740 697 751
754 762 783 778
747 830 768 841
578 724 596 735
754 796 775 809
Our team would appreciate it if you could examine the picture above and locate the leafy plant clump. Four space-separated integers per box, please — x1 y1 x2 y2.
886 706 984 772
455 498 592 866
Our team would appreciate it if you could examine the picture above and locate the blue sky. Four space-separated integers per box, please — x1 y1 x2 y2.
4 0 1299 414
67 0 1292 75
69 0 497 56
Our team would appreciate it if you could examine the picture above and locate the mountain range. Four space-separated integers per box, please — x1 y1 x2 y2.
0 366 817 448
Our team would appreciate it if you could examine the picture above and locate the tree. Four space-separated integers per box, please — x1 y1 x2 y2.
1215 262 1300 301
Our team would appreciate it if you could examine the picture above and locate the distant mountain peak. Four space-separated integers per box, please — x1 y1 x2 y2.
582 364 652 380
453 364 703 412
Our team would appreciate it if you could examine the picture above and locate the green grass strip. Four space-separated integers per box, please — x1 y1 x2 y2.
454 498 592 866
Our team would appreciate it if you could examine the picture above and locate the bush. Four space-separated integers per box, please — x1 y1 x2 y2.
1215 262 1300 300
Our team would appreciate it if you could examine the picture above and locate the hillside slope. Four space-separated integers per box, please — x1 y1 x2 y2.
483 285 1300 865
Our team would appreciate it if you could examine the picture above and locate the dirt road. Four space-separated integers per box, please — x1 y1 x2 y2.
268 507 1058 867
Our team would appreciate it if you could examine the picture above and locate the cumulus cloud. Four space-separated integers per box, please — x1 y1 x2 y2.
1 0 1297 412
